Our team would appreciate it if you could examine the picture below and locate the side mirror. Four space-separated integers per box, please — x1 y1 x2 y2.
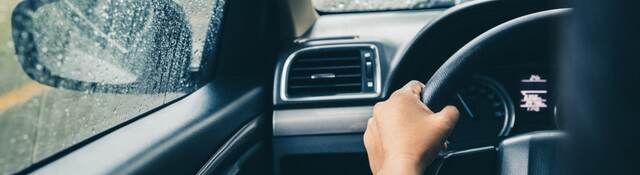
12 0 200 93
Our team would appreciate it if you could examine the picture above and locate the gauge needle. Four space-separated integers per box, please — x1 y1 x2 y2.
457 93 475 118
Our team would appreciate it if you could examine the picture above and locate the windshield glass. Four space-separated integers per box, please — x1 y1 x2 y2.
313 0 473 13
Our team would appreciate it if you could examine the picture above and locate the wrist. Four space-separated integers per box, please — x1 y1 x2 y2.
377 155 425 175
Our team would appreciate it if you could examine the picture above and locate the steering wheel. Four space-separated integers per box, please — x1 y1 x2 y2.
419 9 570 175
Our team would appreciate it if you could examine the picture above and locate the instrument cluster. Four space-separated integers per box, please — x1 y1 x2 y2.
448 65 556 150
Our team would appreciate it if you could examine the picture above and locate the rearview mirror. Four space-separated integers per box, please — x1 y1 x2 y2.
12 0 201 93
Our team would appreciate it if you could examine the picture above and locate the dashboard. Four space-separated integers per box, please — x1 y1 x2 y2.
271 0 567 174
448 65 556 150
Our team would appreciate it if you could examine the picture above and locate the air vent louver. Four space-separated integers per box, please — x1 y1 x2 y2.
285 45 377 98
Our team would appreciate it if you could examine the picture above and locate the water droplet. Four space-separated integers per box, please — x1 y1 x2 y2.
35 64 43 71
20 32 28 39
6 41 14 49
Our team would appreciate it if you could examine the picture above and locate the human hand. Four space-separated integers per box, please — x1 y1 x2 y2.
364 81 459 175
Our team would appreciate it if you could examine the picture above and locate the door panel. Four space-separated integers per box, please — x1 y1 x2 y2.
18 80 268 174
198 116 271 175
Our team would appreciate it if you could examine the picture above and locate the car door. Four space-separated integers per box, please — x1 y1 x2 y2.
0 0 276 174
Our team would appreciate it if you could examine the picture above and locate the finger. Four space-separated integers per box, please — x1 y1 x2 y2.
372 102 385 118
389 81 425 106
438 105 460 127
400 80 425 97
372 123 387 173
435 105 460 137
364 118 379 173
364 118 374 148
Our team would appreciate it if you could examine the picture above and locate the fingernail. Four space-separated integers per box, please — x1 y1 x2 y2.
403 81 419 90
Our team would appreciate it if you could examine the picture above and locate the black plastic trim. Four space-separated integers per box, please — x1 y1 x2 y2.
21 80 266 174
272 134 365 175
273 41 388 107
197 115 267 175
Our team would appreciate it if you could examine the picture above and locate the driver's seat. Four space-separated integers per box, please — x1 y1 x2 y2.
498 131 565 175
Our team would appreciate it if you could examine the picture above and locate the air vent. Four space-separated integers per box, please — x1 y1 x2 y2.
283 45 378 99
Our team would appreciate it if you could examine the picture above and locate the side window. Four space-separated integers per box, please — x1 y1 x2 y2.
0 0 224 174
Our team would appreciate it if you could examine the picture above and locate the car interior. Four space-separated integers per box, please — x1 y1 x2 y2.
3 0 640 174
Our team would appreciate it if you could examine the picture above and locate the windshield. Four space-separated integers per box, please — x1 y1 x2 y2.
313 0 473 13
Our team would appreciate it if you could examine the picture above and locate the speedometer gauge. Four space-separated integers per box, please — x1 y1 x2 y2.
448 76 515 149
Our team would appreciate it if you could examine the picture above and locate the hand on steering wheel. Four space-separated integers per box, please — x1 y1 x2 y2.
364 80 459 175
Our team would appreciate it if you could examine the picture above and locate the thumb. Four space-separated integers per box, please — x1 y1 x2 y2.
436 105 460 131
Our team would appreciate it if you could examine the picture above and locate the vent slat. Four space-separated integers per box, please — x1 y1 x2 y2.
289 74 362 80
296 57 360 62
290 69 361 77
289 77 362 87
286 47 369 98
289 83 362 89
292 65 361 71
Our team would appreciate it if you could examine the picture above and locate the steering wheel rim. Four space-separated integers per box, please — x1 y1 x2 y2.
421 9 570 112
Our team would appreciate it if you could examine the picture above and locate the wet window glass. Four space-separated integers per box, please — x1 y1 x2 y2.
312 0 474 13
0 0 224 173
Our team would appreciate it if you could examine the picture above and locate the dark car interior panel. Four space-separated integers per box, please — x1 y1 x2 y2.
15 0 639 174
271 0 567 174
